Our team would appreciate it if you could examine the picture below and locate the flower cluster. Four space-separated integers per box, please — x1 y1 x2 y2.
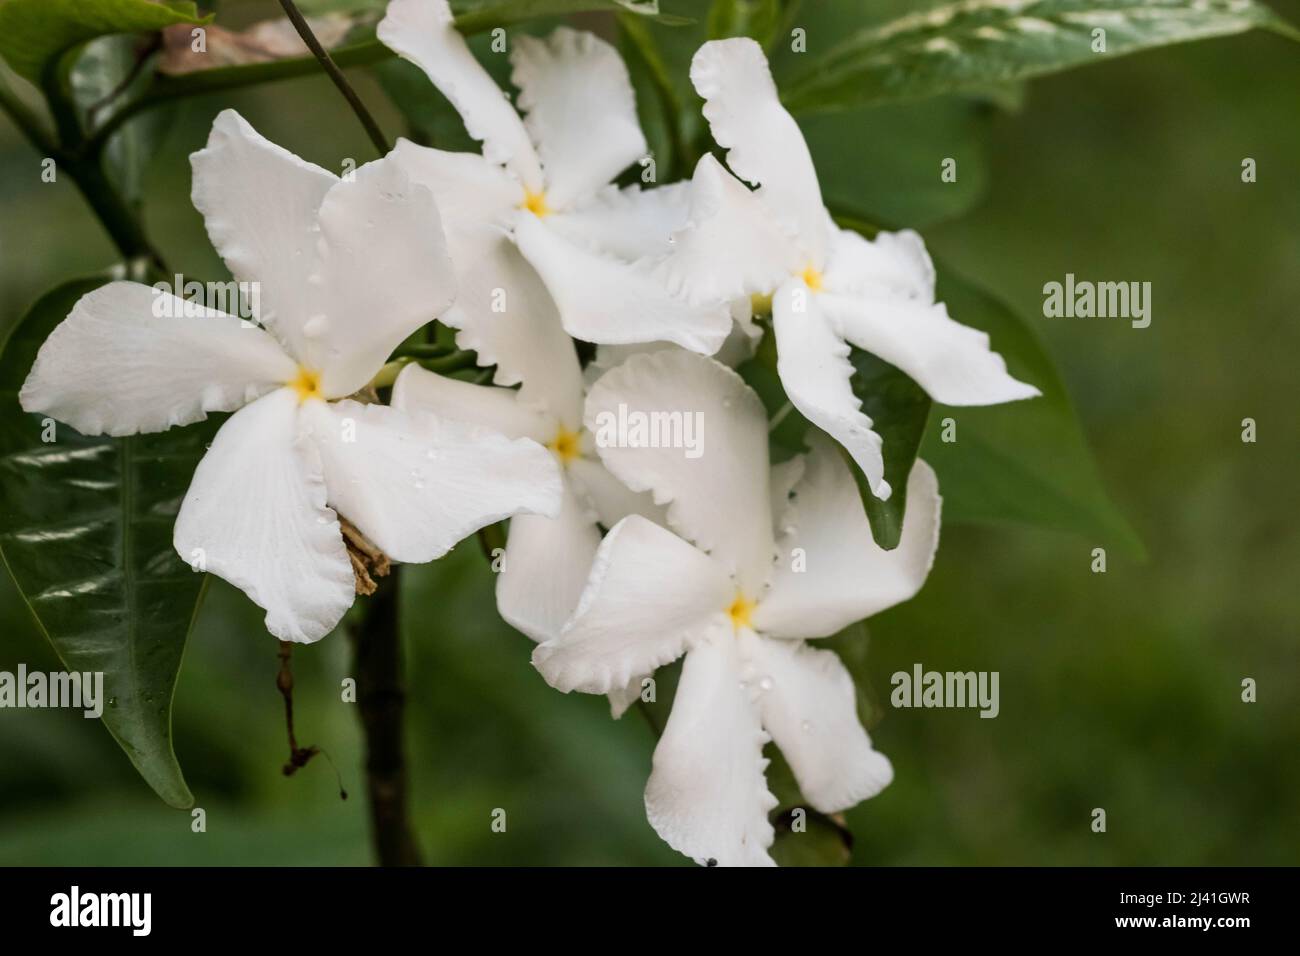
20 0 1037 865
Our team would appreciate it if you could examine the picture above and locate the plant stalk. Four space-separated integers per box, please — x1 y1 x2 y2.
351 567 423 866
277 0 389 156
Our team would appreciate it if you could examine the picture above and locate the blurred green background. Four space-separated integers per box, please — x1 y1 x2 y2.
0 0 1296 865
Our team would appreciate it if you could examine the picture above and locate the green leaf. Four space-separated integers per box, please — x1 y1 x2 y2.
0 0 210 84
0 276 214 808
843 349 931 551
706 0 780 42
922 266 1144 557
782 0 1299 113
453 0 687 33
801 96 995 229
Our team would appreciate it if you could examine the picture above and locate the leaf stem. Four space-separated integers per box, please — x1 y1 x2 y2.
351 567 423 866
277 0 389 156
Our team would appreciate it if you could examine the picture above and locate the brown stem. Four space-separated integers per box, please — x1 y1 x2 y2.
351 566 422 866
276 641 322 776
277 0 389 156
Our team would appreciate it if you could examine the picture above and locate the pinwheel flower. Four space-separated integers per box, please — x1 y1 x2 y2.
659 38 1040 500
533 350 941 866
378 0 730 356
19 110 562 643
392 363 660 649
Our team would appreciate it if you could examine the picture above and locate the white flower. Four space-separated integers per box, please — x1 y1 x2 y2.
532 350 942 866
391 363 662 664
19 109 562 643
658 38 1040 499
377 0 731 358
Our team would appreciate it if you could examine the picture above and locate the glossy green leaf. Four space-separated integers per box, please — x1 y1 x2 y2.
0 276 214 808
782 0 1299 113
843 350 931 550
0 0 210 84
922 266 1144 557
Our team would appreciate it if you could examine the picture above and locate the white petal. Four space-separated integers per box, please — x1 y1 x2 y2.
654 154 800 305
309 157 456 398
532 515 732 695
823 293 1041 407
772 278 888 499
608 673 650 720
740 631 893 813
690 38 832 263
496 480 601 643
514 213 731 355
377 0 542 190
645 633 778 867
190 109 336 351
824 226 936 301
173 389 354 644
754 440 941 639
391 365 554 443
566 456 665 529
19 281 295 437
510 27 646 209
388 139 523 230
300 399 562 564
548 181 690 260
586 349 775 595
389 141 587 424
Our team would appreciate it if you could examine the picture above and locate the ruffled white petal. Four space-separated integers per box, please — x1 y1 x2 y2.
391 365 553 443
388 139 523 230
823 293 1041 407
389 141 586 424
514 213 731 355
584 350 775 595
19 281 296 437
377 0 543 190
645 633 777 867
511 27 646 210
532 515 732 694
654 154 800 305
608 673 650 719
689 38 832 263
496 481 601 643
823 226 936 301
740 631 893 813
547 181 690 261
309 158 456 398
566 456 665 529
772 278 888 499
173 388 355 643
300 399 562 564
754 439 941 639
190 109 336 352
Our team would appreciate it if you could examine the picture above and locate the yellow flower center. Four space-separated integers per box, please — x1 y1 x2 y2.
547 426 582 465
289 366 323 403
521 189 551 217
727 593 756 632
801 265 824 291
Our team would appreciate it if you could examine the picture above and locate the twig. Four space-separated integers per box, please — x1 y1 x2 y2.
351 567 423 866
277 0 389 156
